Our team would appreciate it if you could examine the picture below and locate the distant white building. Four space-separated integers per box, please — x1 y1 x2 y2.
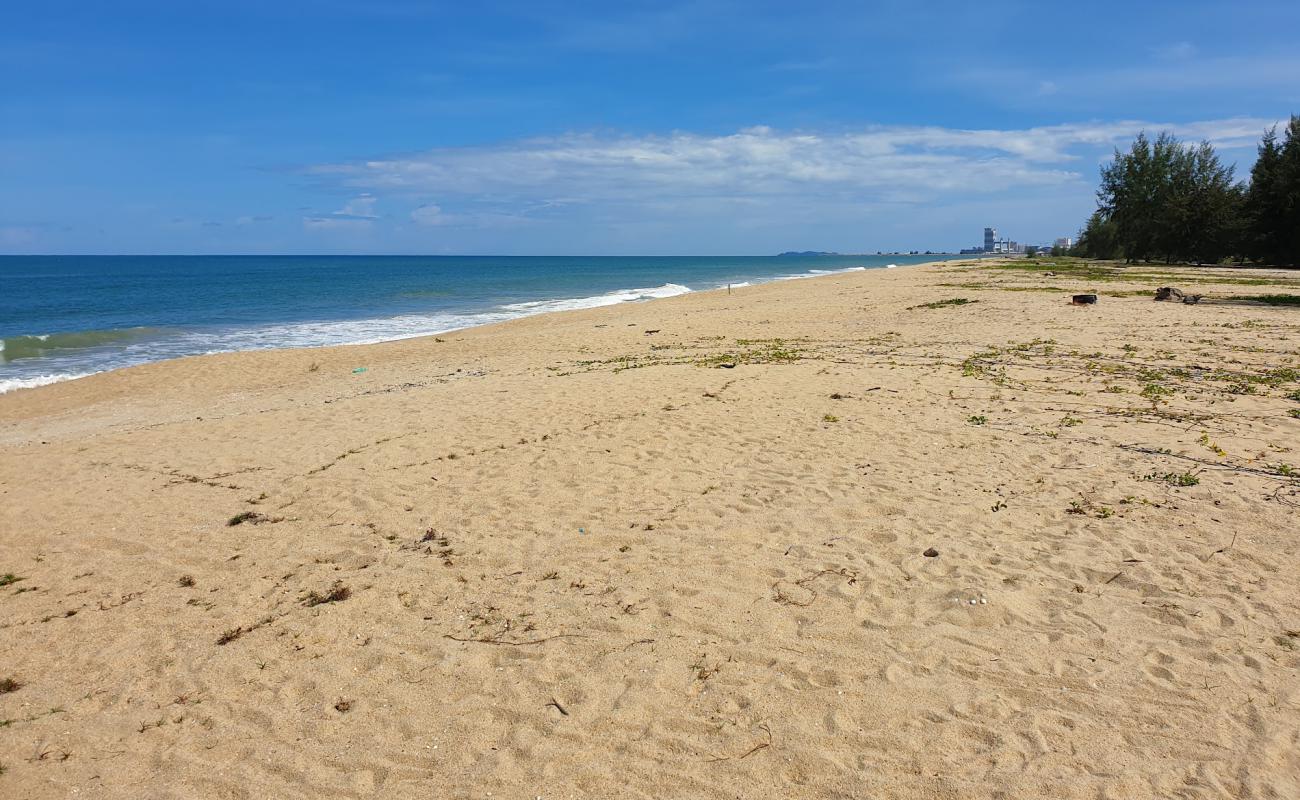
1054 237 1073 249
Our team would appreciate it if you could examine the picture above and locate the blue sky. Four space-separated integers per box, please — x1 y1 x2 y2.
2 0 1297 255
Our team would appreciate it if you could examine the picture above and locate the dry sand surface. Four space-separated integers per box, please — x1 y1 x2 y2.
2 259 1299 799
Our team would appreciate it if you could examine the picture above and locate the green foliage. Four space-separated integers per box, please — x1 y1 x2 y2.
1244 294 1300 306
1145 471 1200 487
909 297 977 310
1140 382 1174 403
1073 117 1300 266
1073 210 1122 259
1095 131 1244 265
1244 117 1300 266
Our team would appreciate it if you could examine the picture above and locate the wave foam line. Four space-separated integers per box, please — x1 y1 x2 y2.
0 372 98 394
0 283 698 394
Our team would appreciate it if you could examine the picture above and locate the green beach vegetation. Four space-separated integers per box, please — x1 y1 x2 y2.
1073 115 1300 267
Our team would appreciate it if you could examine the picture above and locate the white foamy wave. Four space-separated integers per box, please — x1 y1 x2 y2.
186 310 521 353
501 283 692 313
0 372 96 394
774 266 867 281
176 283 695 354
6 268 922 394
1 283 705 394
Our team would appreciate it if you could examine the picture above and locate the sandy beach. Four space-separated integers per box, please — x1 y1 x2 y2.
2 258 1298 799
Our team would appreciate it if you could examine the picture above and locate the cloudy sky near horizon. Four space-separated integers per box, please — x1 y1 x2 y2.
3 0 1298 255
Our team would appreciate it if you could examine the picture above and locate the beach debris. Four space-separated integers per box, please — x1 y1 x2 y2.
334 699 353 713
302 581 351 607
923 547 939 558
215 614 274 645
1154 286 1185 302
351 367 367 374
1183 294 1203 304
0 676 23 694
770 568 857 607
1070 294 1098 305
443 632 586 647
717 362 736 369
644 329 661 335
226 511 266 527
545 698 569 716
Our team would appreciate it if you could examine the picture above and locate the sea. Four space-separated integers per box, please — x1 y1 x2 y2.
0 254 962 393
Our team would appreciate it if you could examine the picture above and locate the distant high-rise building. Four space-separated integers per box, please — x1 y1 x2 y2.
984 227 997 252
1054 237 1073 249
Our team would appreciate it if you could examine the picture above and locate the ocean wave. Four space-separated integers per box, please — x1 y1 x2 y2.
501 283 692 313
773 265 867 281
0 327 162 363
0 372 97 394
0 282 698 394
201 283 695 351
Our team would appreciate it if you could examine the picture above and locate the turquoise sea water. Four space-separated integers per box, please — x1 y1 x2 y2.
0 254 961 392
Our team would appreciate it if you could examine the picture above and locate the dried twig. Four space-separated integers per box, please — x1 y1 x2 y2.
739 723 773 759
771 567 858 606
1205 531 1238 560
442 633 585 646
707 723 773 763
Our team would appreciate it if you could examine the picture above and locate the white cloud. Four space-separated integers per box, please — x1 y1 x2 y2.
337 194 378 219
307 118 1274 211
410 203 530 229
303 193 378 230
409 203 446 225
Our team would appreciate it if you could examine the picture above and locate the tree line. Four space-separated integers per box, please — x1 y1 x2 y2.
1072 116 1300 266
